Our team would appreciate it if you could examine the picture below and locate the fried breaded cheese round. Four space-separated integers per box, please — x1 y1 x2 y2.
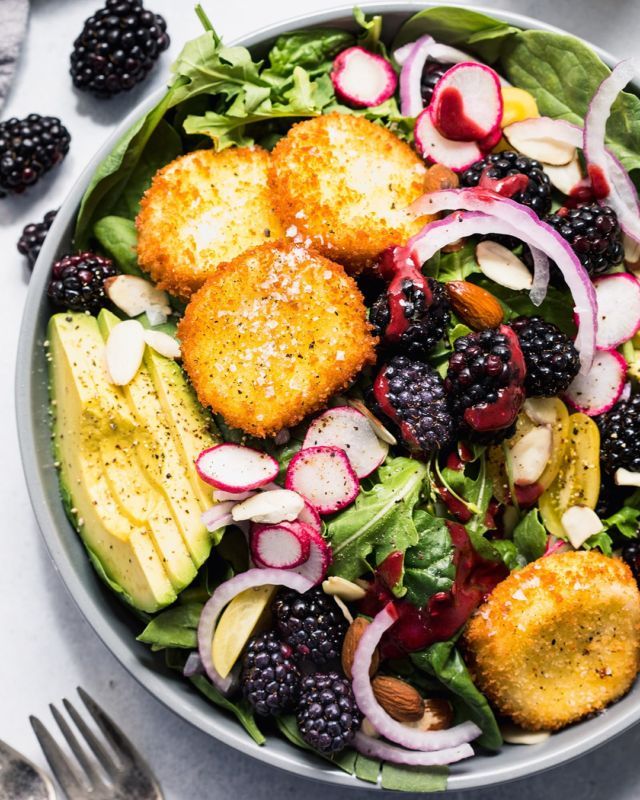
178 242 377 437
464 551 640 731
136 146 283 299
269 113 432 271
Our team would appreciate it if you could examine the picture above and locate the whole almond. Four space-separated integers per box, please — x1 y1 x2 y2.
424 163 459 193
342 617 379 680
409 698 454 732
446 280 504 330
372 676 424 722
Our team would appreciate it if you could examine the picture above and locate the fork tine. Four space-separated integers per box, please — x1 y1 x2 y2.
78 688 142 765
63 697 119 777
30 715 85 800
51 702 105 788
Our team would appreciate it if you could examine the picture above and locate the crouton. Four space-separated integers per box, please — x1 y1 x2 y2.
178 242 377 437
136 146 283 299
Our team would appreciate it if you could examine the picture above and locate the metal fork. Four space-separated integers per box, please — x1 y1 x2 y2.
30 688 163 800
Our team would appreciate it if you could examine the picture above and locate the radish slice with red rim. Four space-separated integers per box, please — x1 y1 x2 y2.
303 406 388 479
297 499 322 534
285 446 360 514
431 63 503 142
351 603 481 751
330 47 398 109
197 568 313 694
414 110 482 172
354 732 474 766
250 521 311 569
291 525 332 584
563 349 627 416
593 273 640 349
195 444 279 492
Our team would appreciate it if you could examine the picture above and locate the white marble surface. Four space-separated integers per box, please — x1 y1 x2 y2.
2 0 640 797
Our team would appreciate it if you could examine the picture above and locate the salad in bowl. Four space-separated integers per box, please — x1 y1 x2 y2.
39 2 640 791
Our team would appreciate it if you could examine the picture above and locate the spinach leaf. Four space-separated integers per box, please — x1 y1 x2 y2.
513 508 547 563
491 539 525 571
265 29 354 78
190 675 265 745
326 457 428 581
136 602 202 650
424 240 480 282
392 7 518 63
93 216 142 276
411 639 502 750
354 8 384 55
403 510 455 607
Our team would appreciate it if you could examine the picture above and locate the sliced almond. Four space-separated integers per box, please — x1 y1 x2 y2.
143 329 181 360
404 698 454 732
624 234 640 272
332 595 354 624
476 241 533 291
231 489 304 524
104 275 171 321
523 397 558 426
346 398 397 445
342 617 379 680
501 721 551 745
510 426 553 486
544 154 583 196
503 122 575 166
561 505 603 549
105 319 145 386
322 575 367 602
372 676 424 722
615 468 640 488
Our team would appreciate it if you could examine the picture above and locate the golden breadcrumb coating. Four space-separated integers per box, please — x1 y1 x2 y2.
178 242 377 437
464 551 640 731
268 113 433 271
136 146 283 299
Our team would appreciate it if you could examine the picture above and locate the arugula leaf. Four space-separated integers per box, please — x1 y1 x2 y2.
583 531 614 556
190 675 265 745
93 216 142 276
513 508 547 563
404 510 455 607
602 490 640 538
491 539 525 570
265 29 354 78
326 457 428 581
136 603 202 650
411 639 502 750
354 8 384 55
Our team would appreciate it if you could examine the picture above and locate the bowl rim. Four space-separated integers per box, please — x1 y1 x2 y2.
15 2 640 792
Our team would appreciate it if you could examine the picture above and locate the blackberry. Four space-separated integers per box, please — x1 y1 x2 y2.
296 671 361 753
420 60 453 106
17 210 57 269
599 395 640 475
510 316 580 397
0 115 70 197
273 588 347 665
373 355 453 453
622 541 640 585
444 326 525 440
546 203 623 277
241 631 300 716
370 277 450 358
47 252 118 313
70 0 170 98
460 151 552 217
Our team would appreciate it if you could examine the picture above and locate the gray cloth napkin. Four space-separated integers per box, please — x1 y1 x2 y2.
0 0 29 111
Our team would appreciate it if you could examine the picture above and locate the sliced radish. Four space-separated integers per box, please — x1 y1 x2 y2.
293 525 333 584
345 398 398 445
475 240 532 290
478 124 503 153
561 505 603 549
285 446 360 514
503 118 576 165
330 47 397 109
415 109 482 172
354 732 474 766
250 521 311 569
593 273 640 349
303 407 388 479
563 349 627 415
231 489 304 525
297 498 322 534
431 63 502 142
195 444 279 492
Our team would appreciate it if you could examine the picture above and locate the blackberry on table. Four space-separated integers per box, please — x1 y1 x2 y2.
460 151 552 217
510 316 580 397
373 355 453 454
370 277 450 358
273 588 347 665
47 251 118 313
17 210 57 269
70 0 170 98
622 541 640 586
546 203 623 277
0 115 70 197
241 631 300 717
599 395 640 475
420 60 453 106
296 671 361 753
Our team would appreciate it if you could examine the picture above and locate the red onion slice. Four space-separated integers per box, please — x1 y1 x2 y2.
528 246 549 306
351 603 481 751
354 732 474 766
201 501 236 533
398 35 435 117
197 568 313 694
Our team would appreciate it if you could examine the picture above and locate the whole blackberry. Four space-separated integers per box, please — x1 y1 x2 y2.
460 151 552 217
241 631 300 717
0 115 70 197
622 541 640 586
599 395 640 475
370 277 450 358
17 210 57 269
546 204 623 277
373 356 453 453
297 671 361 753
47 252 118 312
273 588 347 665
70 0 170 98
420 60 453 105
510 316 580 397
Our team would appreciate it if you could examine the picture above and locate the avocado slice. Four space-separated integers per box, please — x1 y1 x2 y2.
49 313 178 612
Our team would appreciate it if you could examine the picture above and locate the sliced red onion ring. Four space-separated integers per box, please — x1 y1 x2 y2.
351 603 481 751
197 568 313 694
406 206 597 372
354 732 474 766
398 35 435 117
201 500 236 533
183 651 204 677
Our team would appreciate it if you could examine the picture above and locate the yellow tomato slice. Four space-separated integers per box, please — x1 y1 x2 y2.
501 87 540 128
